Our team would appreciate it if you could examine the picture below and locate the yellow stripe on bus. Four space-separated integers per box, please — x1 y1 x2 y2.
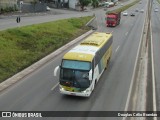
63 52 94 61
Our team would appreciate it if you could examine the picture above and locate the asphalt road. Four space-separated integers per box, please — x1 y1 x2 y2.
0 12 93 31
151 0 160 111
0 0 147 120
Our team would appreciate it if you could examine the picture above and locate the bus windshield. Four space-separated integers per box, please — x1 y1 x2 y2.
60 60 91 89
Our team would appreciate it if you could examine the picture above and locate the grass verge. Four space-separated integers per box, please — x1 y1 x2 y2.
107 0 140 14
157 0 160 4
0 16 92 82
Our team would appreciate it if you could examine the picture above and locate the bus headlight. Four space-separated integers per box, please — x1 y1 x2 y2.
59 86 64 91
82 89 90 93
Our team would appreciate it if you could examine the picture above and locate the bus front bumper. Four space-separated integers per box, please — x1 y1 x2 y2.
60 88 91 97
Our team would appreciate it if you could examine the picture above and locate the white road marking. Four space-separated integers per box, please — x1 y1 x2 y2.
110 31 114 34
51 83 59 91
115 46 120 52
125 32 128 36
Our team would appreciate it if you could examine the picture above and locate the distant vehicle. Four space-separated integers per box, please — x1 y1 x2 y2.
135 9 139 12
106 12 121 27
154 8 159 12
130 12 135 16
104 4 109 8
108 2 114 7
46 6 51 11
114 2 118 6
98 2 104 6
123 11 128 16
54 32 113 97
99 1 107 6
140 9 144 13
121 3 124 6
104 2 110 7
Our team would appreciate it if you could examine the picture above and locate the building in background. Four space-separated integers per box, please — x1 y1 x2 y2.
68 0 79 9
47 0 69 8
47 0 80 10
17 0 47 12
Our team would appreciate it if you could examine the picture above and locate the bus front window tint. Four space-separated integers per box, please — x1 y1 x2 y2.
62 60 90 70
60 60 91 88
61 69 90 88
74 70 90 88
62 69 74 81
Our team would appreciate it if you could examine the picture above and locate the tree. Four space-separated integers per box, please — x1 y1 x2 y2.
79 0 91 11
91 0 99 8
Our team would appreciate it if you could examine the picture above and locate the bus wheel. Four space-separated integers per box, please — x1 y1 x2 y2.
118 20 120 25
107 57 110 64
105 58 110 70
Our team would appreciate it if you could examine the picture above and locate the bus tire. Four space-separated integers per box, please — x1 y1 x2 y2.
105 57 110 70
95 80 97 85
118 20 120 25
107 57 110 64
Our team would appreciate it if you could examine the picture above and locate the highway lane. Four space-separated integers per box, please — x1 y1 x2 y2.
151 0 160 111
0 1 147 120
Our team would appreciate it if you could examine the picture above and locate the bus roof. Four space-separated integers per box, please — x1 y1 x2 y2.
63 32 112 62
81 32 112 48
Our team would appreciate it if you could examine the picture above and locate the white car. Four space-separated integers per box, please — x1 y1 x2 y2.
140 9 144 13
123 11 128 16
121 3 124 6
135 9 139 12
154 8 159 12
46 6 51 11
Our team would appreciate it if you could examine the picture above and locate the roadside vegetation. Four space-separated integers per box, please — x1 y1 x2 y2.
0 16 92 82
106 0 140 14
0 5 18 14
79 0 99 10
157 0 160 4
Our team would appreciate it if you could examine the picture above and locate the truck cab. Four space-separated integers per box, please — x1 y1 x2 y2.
106 12 121 27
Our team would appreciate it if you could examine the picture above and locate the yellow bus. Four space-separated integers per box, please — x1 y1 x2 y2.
54 32 113 97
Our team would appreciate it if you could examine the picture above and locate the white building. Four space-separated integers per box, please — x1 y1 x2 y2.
68 0 79 9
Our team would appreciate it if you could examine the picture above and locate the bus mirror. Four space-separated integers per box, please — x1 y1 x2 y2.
89 70 92 81
54 66 60 76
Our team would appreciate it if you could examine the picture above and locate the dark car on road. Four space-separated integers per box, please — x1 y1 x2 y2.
130 13 135 16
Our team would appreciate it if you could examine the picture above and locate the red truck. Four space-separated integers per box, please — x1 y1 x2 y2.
106 12 121 27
